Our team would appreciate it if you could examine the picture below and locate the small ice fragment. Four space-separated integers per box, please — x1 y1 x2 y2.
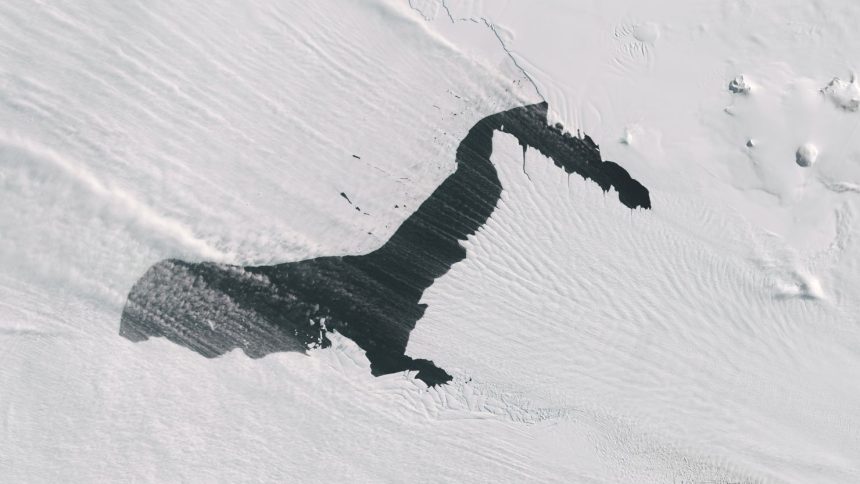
729 75 752 94
821 75 860 111
620 128 633 145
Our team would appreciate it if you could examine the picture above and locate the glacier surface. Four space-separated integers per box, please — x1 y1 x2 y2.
1 0 859 482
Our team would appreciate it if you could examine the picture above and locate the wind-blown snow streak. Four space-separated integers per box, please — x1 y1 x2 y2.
0 132 228 261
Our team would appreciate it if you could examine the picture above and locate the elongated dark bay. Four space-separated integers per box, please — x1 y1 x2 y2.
120 102 650 386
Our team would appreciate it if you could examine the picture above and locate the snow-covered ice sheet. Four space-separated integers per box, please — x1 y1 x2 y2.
1 0 859 482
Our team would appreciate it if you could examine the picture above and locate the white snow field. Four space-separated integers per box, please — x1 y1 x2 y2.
2 0 859 482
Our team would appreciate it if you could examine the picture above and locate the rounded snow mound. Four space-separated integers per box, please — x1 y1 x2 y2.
795 143 818 167
632 22 660 42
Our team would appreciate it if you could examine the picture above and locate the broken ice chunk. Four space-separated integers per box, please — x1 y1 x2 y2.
728 75 752 94
821 76 860 112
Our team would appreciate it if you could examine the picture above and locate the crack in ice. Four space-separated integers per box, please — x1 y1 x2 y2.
406 0 546 102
